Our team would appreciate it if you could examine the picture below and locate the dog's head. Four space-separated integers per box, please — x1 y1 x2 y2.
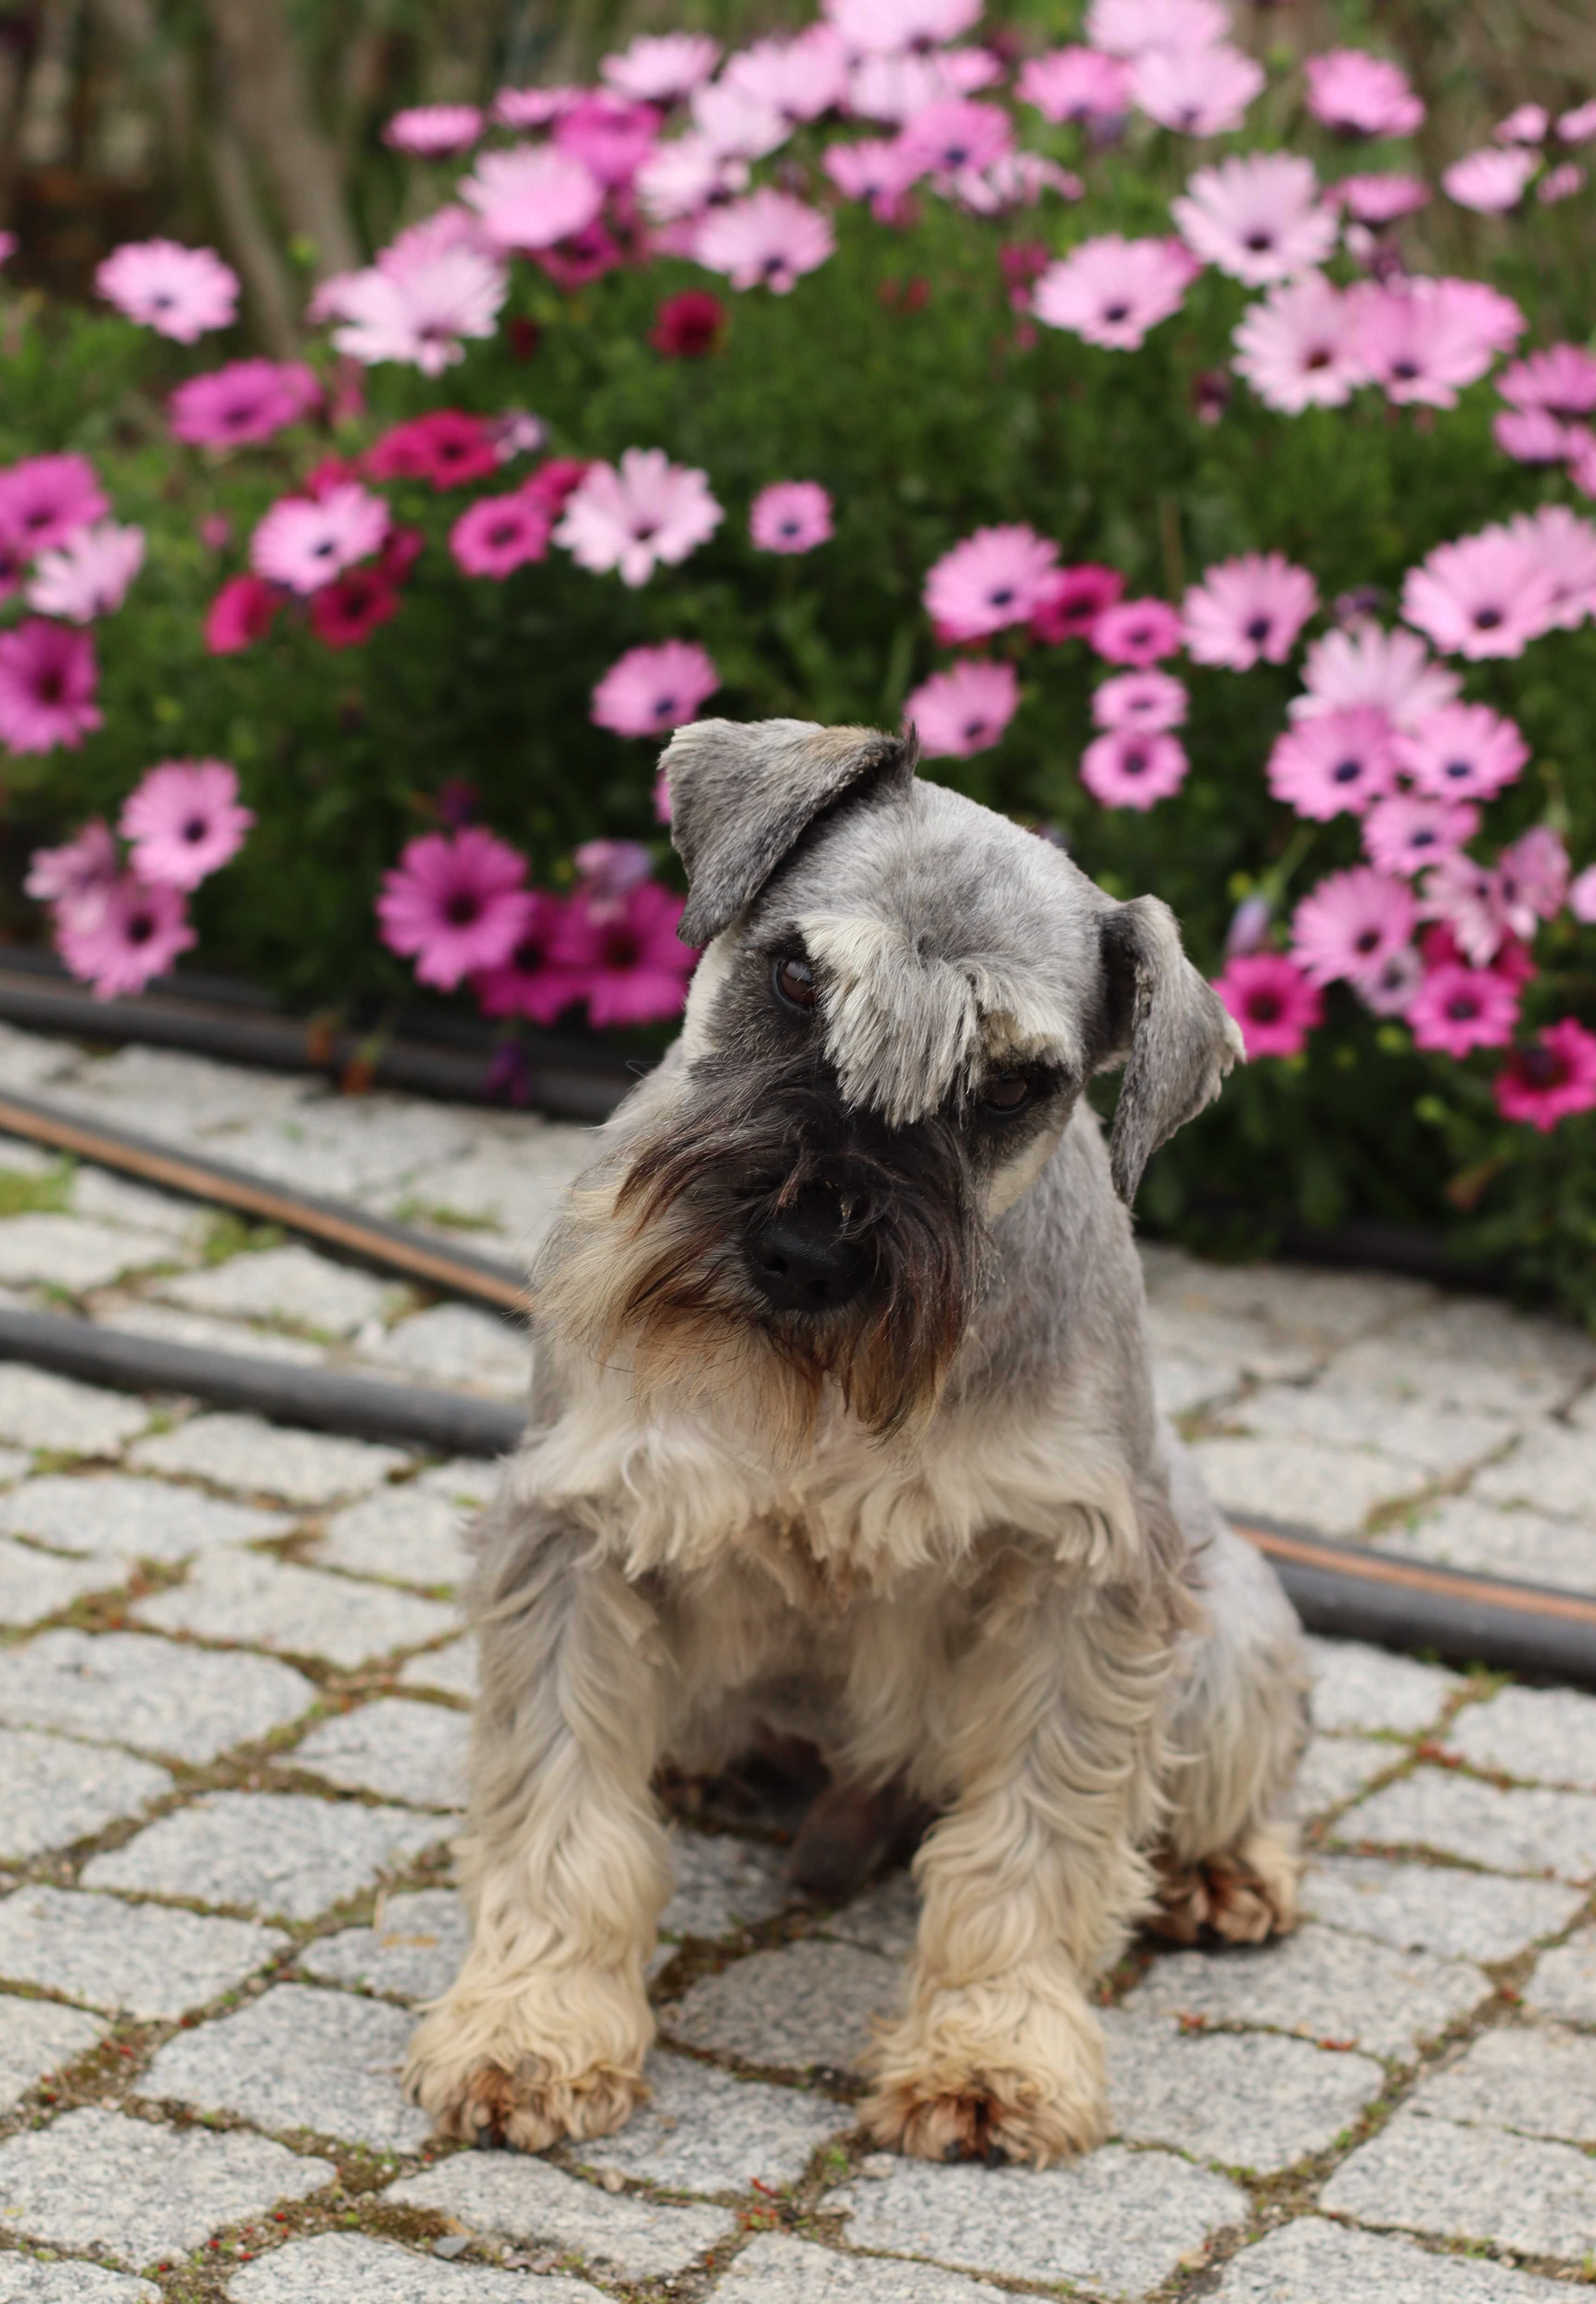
544 718 1241 1445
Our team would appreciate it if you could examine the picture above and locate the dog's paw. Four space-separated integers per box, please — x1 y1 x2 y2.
414 2055 646 2152
1150 1825 1300 1947
862 2070 1108 2168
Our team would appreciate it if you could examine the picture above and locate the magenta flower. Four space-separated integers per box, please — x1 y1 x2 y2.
750 482 834 554
1401 528 1558 660
0 620 101 753
57 874 194 1000
554 96 662 188
25 521 144 622
329 248 507 373
120 760 253 891
557 881 698 1029
923 525 1059 642
1346 277 1524 409
695 190 835 293
1172 155 1337 289
1303 51 1424 138
1362 794 1479 877
25 819 118 922
1292 866 1417 987
1443 148 1538 212
1394 702 1528 801
554 450 722 588
1507 506 1596 630
449 489 553 579
1211 952 1322 1058
205 575 277 656
1031 564 1124 645
250 484 389 596
1293 624 1459 731
601 32 721 102
459 145 605 252
906 659 1019 757
377 828 535 992
1498 343 1596 421
1091 670 1186 732
368 411 500 491
1266 707 1398 821
1131 44 1265 138
473 893 592 1027
1183 554 1317 671
591 640 719 737
1495 1020 1596 1132
1089 598 1183 666
897 98 1011 180
384 104 482 155
1018 47 1132 123
0 454 109 557
1033 235 1197 350
168 360 319 449
1233 274 1369 415
1084 0 1229 54
1330 173 1430 223
95 239 238 341
1080 728 1188 810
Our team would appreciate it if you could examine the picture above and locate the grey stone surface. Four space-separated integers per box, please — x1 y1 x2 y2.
56 1044 308 1132
156 1245 392 1336
1304 1855 1583 1962
1150 1349 1237 1416
0 1726 171 1860
1294 1734 1399 1817
0 2106 332 2267
1237 1385 1507 1478
1104 2010 1384 2171
1340 1767 1596 1881
96 1298 327 1366
1388 1494 1596 1590
389 2153 735 2280
0 1368 148 1458
574 2051 848 2192
1320 2104 1596 2260
291 1699 469 1810
1526 1923 1596 2022
1444 1685 1596 1789
130 1414 410 1506
298 1888 467 2000
1475 1427 1596 1522
1123 1924 1489 2060
387 1140 588 1248
1412 2024 1596 2143
218 1096 474 1197
0 1536 117 1623
82 1791 444 1922
668 1939 899 2071
1324 1298 1596 1417
0 1025 75 1092
1305 1637 1461 1736
397 1636 476 1700
715 2236 1005 2303
826 2146 1247 2300
70 1166 205 1242
1187 1436 1419 1538
0 1884 285 2019
133 1548 456 1668
0 1215 168 1293
0 1993 105 2112
824 1870 920 1960
413 1459 497 1509
0 1475 291 1562
144 1980 432 2151
0 2261 161 2303
313 1486 474 1591
0 1630 314 1761
1211 2216 1572 2302
228 2233 604 2302
359 1304 526 1396
662 1830 792 1939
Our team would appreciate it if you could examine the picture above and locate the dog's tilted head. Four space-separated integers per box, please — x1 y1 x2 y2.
540 718 1242 1446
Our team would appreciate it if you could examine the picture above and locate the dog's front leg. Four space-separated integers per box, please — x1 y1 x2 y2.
862 1564 1177 2168
405 1512 669 2152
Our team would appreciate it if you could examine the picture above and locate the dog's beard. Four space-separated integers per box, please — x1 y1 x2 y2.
536 1065 988 1451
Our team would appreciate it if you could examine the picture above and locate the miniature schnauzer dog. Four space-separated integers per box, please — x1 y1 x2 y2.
405 719 1308 2167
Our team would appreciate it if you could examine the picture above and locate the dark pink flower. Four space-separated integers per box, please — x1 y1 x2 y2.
1017 47 1132 124
169 360 319 449
555 96 661 187
591 640 719 736
251 483 389 595
1394 702 1527 801
554 451 722 587
449 489 553 579
1266 707 1398 820
695 189 835 292
1330 173 1430 223
601 32 720 103
1080 728 1188 809
557 881 698 1029
1303 51 1424 138
1443 148 1538 212
1131 43 1265 138
473 892 592 1026
1173 155 1336 288
1233 274 1368 414
521 458 591 519
750 482 833 554
1031 564 1123 644
56 873 194 999
1495 1019 1596 1130
1292 866 1416 987
650 291 727 356
205 574 277 655
1090 598 1183 666
95 239 238 340
25 819 118 922
1091 670 1186 731
924 525 1059 641
307 565 402 647
1362 793 1478 876
905 659 1019 756
1401 528 1558 659
0 620 101 753
0 454 109 556
120 760 253 890
1212 952 1322 1057
1183 553 1317 670
384 103 482 155
1033 235 1197 350
376 828 535 991
368 411 499 490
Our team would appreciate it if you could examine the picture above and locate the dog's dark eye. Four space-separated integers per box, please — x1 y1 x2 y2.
982 1075 1030 1114
773 956 817 1011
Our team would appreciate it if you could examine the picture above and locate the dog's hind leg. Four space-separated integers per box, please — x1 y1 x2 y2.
404 1505 670 2152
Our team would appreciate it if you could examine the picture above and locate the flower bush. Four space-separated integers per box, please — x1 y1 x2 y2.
3 0 1596 1310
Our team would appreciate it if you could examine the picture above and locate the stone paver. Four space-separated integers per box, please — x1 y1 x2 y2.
0 1629 313 1762
228 2234 604 2302
0 1884 285 2019
1388 1493 1596 1589
0 1994 105 2112
0 1369 148 1457
133 1548 456 1668
1340 1767 1596 1882
1235 1384 1507 1478
662 1828 793 1938
389 2154 735 2280
312 1486 473 1590
291 1698 469 1810
397 1636 476 1699
716 2236 1005 2302
824 1870 920 1959
1304 1855 1583 1962
1320 2104 1596 2260
0 2262 160 2302
1104 2010 1385 2171
1412 2024 1596 2144
0 1537 118 1623
82 1791 444 1922
1211 2216 1573 2302
1187 1436 1420 1538
668 1939 900 2071
97 1297 328 1366
1294 1733 1399 1816
0 1215 168 1294
156 1244 392 1336
1305 1636 1461 1736
0 2106 333 2267
1526 1923 1596 2022
129 1414 410 1506
1474 1427 1596 1522
0 1728 171 1860
1443 1684 1596 1790
1323 1298 1596 1416
574 2051 849 2192
298 1888 467 2000
0 1474 291 1561
359 1304 526 1396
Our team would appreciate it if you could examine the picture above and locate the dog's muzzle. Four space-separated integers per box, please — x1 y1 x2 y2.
748 1188 869 1313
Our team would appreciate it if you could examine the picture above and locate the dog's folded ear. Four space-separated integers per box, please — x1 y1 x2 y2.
1098 895 1246 1204
663 718 918 946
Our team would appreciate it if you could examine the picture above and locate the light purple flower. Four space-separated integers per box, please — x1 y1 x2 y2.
1303 51 1424 138
591 641 720 736
1132 43 1264 138
601 32 721 102
1183 553 1317 670
25 521 144 622
1080 728 1189 809
695 190 835 291
1401 527 1558 659
384 104 482 155
1497 826 1570 941
0 620 101 752
1090 598 1183 665
1442 147 1539 212
906 659 1019 757
1233 273 1368 414
1538 161 1586 204
896 97 1012 180
554 449 723 587
250 484 390 596
1494 407 1571 463
1032 235 1198 350
750 482 834 554
95 239 238 341
724 27 849 121
847 48 1000 125
459 146 606 251
637 136 750 222
690 79 789 158
120 760 253 891
1330 173 1430 224
1557 101 1596 146
1172 154 1337 288
1569 864 1596 922
1292 866 1417 987
1496 102 1549 144
824 0 982 58
1419 852 1508 966
924 525 1060 641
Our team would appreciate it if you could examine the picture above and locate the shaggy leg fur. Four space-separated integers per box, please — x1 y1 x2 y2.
404 1513 670 2150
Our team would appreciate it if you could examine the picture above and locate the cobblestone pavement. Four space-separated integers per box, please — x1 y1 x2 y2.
0 1025 1592 2301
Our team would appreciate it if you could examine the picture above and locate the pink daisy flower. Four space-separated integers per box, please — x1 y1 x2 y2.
824 0 982 57
1497 826 1570 942
1266 707 1398 821
250 483 389 596
1084 0 1230 56
556 880 699 1029
95 239 238 341
1330 173 1430 223
1183 553 1317 670
823 136 918 215
924 525 1059 641
491 87 583 130
449 489 553 579
1017 47 1132 124
0 454 109 557
896 97 1011 180
1495 1020 1596 1131
0 620 101 753
695 190 835 292
1172 155 1337 289
1031 564 1124 645
1089 597 1184 666
25 521 144 622
1570 863 1596 922
1362 793 1479 877
1232 273 1368 415
1497 103 1549 144
1493 408 1571 463
1443 147 1538 212
328 248 507 374
1131 43 1264 138
384 103 482 155
847 48 1002 126
1032 235 1198 351
1080 728 1188 810
120 760 253 891
1357 945 1425 1017
591 640 719 737
1292 866 1416 987
472 893 592 1027
1394 702 1528 801
1303 51 1424 138
1538 161 1584 203
25 818 118 922
1292 624 1459 731
168 360 319 449
307 567 401 650
377 828 535 992
459 146 605 252
944 151 1083 218
1506 506 1596 630
1211 952 1322 1058
368 411 500 491
1419 852 1508 965
1401 528 1558 660
601 32 721 103
554 96 662 188
1346 277 1524 409
1091 669 1186 731
204 574 277 656
56 874 194 1000
750 481 833 553
554 450 722 588
1557 101 1596 145
906 659 1019 757
1498 342 1596 420
724 28 850 123
690 78 789 159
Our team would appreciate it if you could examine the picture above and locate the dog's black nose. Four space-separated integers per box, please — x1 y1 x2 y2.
748 1192 868 1312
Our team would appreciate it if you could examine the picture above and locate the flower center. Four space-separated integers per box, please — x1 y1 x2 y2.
988 586 1014 606
1102 301 1130 322
1331 758 1362 783
1444 759 1471 779
1447 994 1480 1019
488 521 520 545
1391 359 1419 380
1473 606 1503 629
1243 229 1274 251
127 911 155 945
183 817 208 843
1354 928 1380 952
1248 992 1282 1022
1518 1046 1568 1089
603 929 640 967
34 672 63 703
446 894 481 927
1245 614 1271 642
1123 748 1146 773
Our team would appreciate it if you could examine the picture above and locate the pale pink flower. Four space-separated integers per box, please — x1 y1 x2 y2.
1361 943 1425 1019
636 136 750 222
1212 952 1322 1058
1571 864 1596 923
1541 160 1587 203
847 49 999 124
168 359 319 448
1401 527 1558 659
1172 154 1337 288
1090 598 1183 665
557 881 698 1030
823 0 982 57
1495 1019 1596 1131
1266 707 1397 820
695 190 834 291
724 28 849 120
1303 51 1423 138
1091 670 1186 731
95 239 237 341
1330 173 1429 223
1443 147 1538 211
554 96 661 188
57 874 193 999
0 455 109 556
1362 793 1478 876
25 521 144 621
377 828 535 991
1407 963 1518 1056
1494 408 1571 463
120 760 253 890
1018 47 1132 124
1346 276 1524 408
906 659 1019 757
460 146 605 251
384 104 481 155
591 640 719 737
0 232 14 266
602 32 721 102
940 152 1083 216
924 524 1059 641
690 79 788 158
823 137 918 213
554 449 722 587
1132 43 1264 137
472 892 591 1027
1081 728 1188 809
574 842 654 901
1395 702 1528 802
1183 553 1317 669
328 248 506 374
1571 431 1596 500
1497 826 1570 941
1292 624 1459 730
250 484 389 595
1292 866 1416 987
1084 0 1229 56
1232 273 1368 414
1420 851 1509 965
1557 101 1596 145
750 481 833 553
25 819 118 921
1033 235 1198 350
897 98 1011 180
1496 103 1548 144
1507 505 1596 629
490 87 583 129
0 620 101 752
449 489 553 578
